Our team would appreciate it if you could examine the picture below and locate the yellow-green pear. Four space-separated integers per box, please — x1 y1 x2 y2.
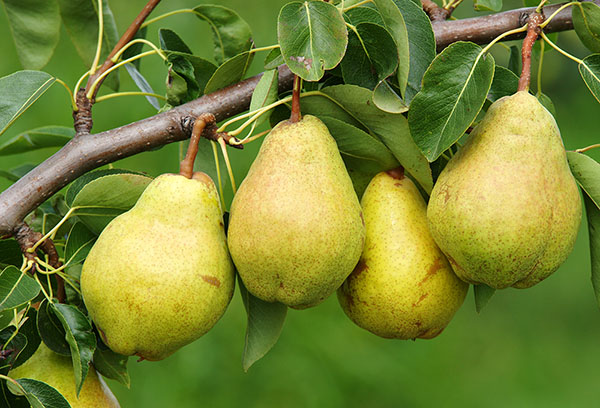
9 343 120 407
81 172 235 361
427 91 581 289
338 170 468 339
227 115 365 309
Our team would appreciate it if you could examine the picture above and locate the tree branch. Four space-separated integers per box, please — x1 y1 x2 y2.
0 1 594 237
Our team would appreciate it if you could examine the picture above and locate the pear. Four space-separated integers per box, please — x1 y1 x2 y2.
9 343 120 407
427 91 582 289
227 115 365 309
81 172 235 361
338 169 468 339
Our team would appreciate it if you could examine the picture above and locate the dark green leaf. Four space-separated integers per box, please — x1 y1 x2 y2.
567 151 600 208
391 0 436 102
58 0 120 91
488 66 518 102
93 348 130 388
537 92 556 116
159 28 193 54
7 378 71 408
0 266 41 312
278 1 348 81
192 5 253 65
2 0 60 69
0 327 27 374
579 54 600 104
124 64 160 110
345 6 384 26
249 70 279 127
341 22 399 90
36 300 70 356
508 45 521 76
474 284 496 313
0 127 74 156
166 56 199 106
408 42 495 162
0 164 35 183
371 80 408 113
474 0 502 12
51 303 96 395
573 2 600 53
64 223 96 266
122 26 147 70
584 194 600 307
264 48 284 70
11 309 41 370
372 0 409 95
0 239 22 268
204 52 254 94
0 71 56 137
239 278 287 372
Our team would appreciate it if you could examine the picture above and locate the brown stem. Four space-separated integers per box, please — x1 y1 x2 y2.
518 13 545 92
290 75 302 123
422 0 452 21
73 90 93 136
84 0 163 101
14 223 42 273
179 113 216 178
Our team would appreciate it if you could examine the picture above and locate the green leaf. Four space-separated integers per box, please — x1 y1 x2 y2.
2 0 60 69
573 2 600 53
488 66 518 102
319 116 399 168
391 0 436 102
239 278 287 372
341 22 399 90
584 194 600 307
64 223 96 266
371 80 408 113
264 47 284 70
408 42 495 162
37 300 70 356
67 172 152 234
474 0 502 12
537 92 556 116
0 266 41 313
204 51 254 94
92 347 130 388
0 126 74 156
0 327 27 374
278 1 348 81
58 0 120 91
51 303 96 396
0 164 35 183
0 239 22 268
0 71 56 137
508 45 521 76
11 309 41 370
344 6 384 26
249 70 279 127
567 151 600 208
579 54 600 104
124 64 160 110
7 378 71 408
372 0 409 96
306 85 432 192
473 284 496 313
165 54 199 106
192 5 253 65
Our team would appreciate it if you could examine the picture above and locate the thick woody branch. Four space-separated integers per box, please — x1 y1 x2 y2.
0 1 594 237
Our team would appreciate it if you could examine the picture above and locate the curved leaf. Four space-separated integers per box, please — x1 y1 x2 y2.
278 1 348 81
474 284 495 313
36 300 70 356
488 66 518 102
573 2 600 53
124 64 160 110
0 266 40 313
93 348 130 388
64 223 96 266
0 126 74 156
250 70 279 127
204 51 254 94
567 151 600 208
192 5 253 65
408 42 494 161
584 194 600 308
579 54 600 104
2 0 60 69
0 71 56 137
7 378 70 408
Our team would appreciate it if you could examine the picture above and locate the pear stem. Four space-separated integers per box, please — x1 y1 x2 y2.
290 75 302 123
179 113 216 179
518 13 545 92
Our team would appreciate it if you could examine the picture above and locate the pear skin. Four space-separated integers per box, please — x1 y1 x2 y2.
227 115 365 309
427 91 581 289
81 172 235 361
338 170 468 339
9 343 120 407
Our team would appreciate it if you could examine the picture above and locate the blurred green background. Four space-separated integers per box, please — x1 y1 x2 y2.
1 0 600 407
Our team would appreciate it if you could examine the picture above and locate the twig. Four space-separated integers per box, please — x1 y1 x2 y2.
518 13 545 92
422 0 452 21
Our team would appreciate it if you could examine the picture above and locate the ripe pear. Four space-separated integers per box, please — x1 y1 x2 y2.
9 343 120 407
427 91 581 289
338 170 468 339
81 172 235 361
227 115 365 309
